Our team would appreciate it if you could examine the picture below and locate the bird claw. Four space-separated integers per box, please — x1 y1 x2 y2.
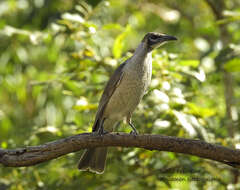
128 122 138 136
98 128 108 136
130 130 138 136
97 118 108 136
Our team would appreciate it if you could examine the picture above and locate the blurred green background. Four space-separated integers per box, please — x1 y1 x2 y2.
0 0 240 189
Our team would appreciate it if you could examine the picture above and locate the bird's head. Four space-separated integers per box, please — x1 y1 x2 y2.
142 32 177 51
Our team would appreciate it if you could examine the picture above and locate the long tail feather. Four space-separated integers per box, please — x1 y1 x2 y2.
78 148 108 174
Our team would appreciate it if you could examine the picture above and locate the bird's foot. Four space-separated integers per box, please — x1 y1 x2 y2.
97 118 108 136
130 130 138 136
98 128 108 136
129 123 138 136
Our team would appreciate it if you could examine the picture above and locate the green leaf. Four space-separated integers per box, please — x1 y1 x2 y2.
187 103 216 117
178 60 200 67
113 25 132 58
1 141 7 148
103 23 123 30
224 58 240 72
0 19 6 30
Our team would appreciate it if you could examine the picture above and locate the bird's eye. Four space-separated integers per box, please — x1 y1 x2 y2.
149 35 159 41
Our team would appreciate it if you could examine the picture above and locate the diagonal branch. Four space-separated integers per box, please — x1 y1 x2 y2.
0 132 240 168
204 0 224 19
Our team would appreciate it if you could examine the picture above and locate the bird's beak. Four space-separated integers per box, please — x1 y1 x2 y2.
161 34 177 42
151 34 177 49
152 34 177 49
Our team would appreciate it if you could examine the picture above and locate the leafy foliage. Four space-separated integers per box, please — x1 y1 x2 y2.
0 0 240 189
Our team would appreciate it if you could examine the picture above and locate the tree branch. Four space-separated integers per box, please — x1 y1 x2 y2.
0 133 240 168
204 0 225 20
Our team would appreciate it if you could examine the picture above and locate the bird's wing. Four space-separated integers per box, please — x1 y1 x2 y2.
92 61 127 132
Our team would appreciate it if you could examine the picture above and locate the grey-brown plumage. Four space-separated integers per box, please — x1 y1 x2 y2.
78 32 177 174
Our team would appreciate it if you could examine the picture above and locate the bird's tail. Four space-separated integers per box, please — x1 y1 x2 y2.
78 147 108 174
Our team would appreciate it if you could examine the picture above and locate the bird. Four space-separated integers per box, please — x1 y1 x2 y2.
78 32 177 174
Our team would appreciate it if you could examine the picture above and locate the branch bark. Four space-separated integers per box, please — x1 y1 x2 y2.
0 132 240 168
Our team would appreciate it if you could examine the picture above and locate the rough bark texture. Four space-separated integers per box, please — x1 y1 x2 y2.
0 133 240 168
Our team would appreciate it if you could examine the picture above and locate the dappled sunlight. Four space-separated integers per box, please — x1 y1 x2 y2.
0 0 240 189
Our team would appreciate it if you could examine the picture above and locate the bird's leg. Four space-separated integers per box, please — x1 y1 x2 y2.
98 118 108 135
114 121 121 131
127 113 138 135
